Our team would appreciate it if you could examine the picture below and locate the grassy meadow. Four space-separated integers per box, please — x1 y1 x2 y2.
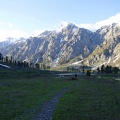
53 76 120 120
0 68 120 120
0 68 76 120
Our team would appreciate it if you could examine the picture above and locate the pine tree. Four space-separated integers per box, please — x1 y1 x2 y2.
113 67 119 74
0 53 2 61
82 65 85 73
17 61 21 66
101 65 105 73
35 63 40 69
86 70 91 76
5 56 9 63
97 67 100 73
105 65 109 73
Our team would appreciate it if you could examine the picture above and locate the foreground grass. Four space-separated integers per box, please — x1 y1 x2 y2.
1 68 120 120
0 69 77 120
53 76 120 120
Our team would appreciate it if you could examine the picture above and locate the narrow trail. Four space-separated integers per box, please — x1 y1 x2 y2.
34 83 79 120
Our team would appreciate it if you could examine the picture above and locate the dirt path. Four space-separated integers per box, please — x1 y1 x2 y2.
33 83 79 120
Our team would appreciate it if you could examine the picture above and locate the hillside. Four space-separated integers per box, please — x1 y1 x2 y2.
0 22 120 68
83 23 120 68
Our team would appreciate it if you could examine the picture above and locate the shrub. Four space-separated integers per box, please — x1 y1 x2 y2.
86 70 91 76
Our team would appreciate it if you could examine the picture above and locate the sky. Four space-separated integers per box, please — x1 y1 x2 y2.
0 0 120 41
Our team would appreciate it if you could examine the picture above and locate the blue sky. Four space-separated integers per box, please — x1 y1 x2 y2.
0 0 120 41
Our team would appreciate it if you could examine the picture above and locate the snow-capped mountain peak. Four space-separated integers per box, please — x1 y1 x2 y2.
56 22 77 32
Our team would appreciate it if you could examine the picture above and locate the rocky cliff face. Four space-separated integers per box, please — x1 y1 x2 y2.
83 23 120 68
1 23 97 64
1 22 120 68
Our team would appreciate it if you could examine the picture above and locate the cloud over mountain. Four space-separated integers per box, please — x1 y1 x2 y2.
0 29 28 42
79 13 120 31
0 13 120 42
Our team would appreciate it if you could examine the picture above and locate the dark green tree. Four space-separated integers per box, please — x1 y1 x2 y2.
113 67 119 74
14 60 17 66
17 61 21 66
105 65 109 73
23 61 27 67
67 67 69 71
97 67 100 73
105 65 113 74
47 66 50 70
101 65 105 73
109 66 112 73
26 62 29 68
35 63 40 69
0 53 2 61
5 56 9 63
86 70 91 76
9 56 13 64
43 64 46 70
82 65 85 73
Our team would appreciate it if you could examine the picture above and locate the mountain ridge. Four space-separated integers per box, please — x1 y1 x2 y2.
0 22 120 68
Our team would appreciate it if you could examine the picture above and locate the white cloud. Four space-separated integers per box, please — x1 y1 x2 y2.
0 22 13 28
78 23 94 31
56 21 75 32
0 29 28 42
95 13 120 28
79 13 120 31
0 22 29 42
0 13 120 42
57 14 120 32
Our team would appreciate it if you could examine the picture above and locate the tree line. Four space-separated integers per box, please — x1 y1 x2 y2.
97 65 119 74
66 64 119 75
0 52 119 73
0 53 50 70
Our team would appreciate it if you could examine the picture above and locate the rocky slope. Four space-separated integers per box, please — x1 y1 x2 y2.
82 23 120 68
0 22 120 68
1 23 97 64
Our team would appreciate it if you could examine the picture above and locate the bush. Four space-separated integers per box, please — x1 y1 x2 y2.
86 70 91 76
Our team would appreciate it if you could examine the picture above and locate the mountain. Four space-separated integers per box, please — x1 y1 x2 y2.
0 37 25 49
0 37 26 56
80 23 120 68
0 22 120 68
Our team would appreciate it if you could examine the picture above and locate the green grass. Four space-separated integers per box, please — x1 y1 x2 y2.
1 68 120 120
0 68 77 120
53 76 120 120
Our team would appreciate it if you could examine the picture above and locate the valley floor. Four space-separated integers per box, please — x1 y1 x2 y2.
0 69 120 120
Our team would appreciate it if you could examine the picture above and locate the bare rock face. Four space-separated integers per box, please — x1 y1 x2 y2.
83 23 120 68
1 22 120 67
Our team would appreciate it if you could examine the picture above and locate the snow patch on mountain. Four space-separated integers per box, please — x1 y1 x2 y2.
117 21 120 26
107 57 111 64
56 22 69 32
56 22 76 32
72 60 84 65
72 28 77 33
54 51 61 63
91 62 107 70
35 43 40 53
24 56 28 61
53 49 63 67
60 38 64 43
0 37 26 48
